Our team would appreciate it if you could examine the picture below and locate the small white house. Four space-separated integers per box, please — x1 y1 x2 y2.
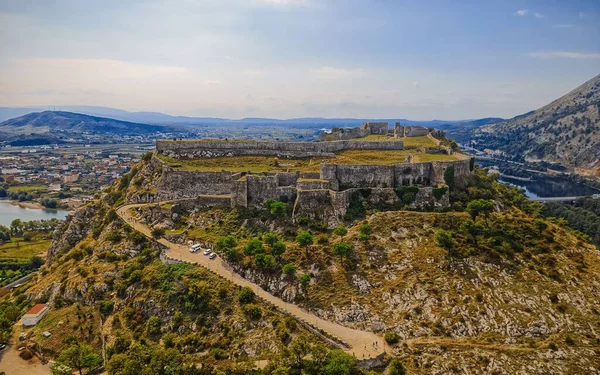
22 304 49 326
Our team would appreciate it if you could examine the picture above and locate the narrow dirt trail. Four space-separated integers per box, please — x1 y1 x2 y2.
117 204 386 359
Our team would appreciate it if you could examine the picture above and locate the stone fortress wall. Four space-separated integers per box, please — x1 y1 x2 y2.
153 122 473 225
318 121 444 141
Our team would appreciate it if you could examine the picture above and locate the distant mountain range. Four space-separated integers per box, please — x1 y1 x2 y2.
0 105 502 129
0 111 188 145
459 73 600 173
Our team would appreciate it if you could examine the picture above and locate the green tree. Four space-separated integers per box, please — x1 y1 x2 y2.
296 231 314 257
244 238 264 256
434 229 456 251
323 350 359 375
333 225 348 238
444 165 455 190
299 274 311 288
263 232 279 246
266 198 287 217
22 231 33 241
534 219 548 235
271 241 287 256
331 241 353 264
466 199 494 220
255 253 277 270
289 335 311 369
282 263 296 276
150 227 165 239
216 235 238 252
388 358 407 375
459 218 486 246
56 344 102 375
145 316 161 335
238 286 255 304
359 223 373 235
384 331 399 345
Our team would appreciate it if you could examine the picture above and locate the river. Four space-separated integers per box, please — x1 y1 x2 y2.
0 200 69 227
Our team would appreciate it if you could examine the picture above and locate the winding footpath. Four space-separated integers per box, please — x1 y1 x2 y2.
117 203 386 360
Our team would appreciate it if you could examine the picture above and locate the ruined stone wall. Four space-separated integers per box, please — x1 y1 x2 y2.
319 164 396 190
409 186 450 209
403 126 430 137
320 127 370 141
292 189 333 219
360 122 389 135
274 172 300 187
430 158 473 186
156 170 234 201
156 139 404 159
173 195 231 211
394 162 433 186
246 175 278 207
231 179 247 208
297 178 331 190
276 186 297 203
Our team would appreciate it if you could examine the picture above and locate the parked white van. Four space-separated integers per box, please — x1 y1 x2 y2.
189 244 201 253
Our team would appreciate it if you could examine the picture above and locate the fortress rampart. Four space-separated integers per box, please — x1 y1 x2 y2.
319 121 444 142
156 139 405 159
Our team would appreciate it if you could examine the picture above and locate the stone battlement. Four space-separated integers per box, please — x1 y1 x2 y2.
319 121 444 141
156 139 405 159
151 153 474 226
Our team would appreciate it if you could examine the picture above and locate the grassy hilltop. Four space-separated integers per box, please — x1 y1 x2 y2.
2 147 600 374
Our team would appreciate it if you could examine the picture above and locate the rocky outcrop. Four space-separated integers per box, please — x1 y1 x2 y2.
47 204 96 260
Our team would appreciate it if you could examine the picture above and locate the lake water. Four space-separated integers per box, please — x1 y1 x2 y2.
498 175 599 198
0 200 69 227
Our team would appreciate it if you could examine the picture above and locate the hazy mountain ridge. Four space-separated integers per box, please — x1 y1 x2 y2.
0 105 503 129
0 111 183 136
470 73 600 173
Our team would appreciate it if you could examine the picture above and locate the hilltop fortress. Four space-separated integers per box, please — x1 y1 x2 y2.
150 122 474 224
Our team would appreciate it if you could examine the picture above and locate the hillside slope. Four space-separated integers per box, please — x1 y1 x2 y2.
471 73 600 173
0 111 181 136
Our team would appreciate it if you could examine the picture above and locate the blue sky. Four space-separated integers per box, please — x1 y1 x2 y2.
0 0 599 120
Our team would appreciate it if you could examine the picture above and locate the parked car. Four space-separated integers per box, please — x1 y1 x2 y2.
0 343 6 350
209 253 217 260
203 249 212 255
189 244 201 253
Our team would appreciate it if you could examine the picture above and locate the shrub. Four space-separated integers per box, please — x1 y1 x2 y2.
150 227 165 238
106 230 122 243
432 186 448 200
98 300 114 316
254 253 277 270
384 331 400 345
266 199 287 217
282 263 296 276
142 152 152 162
210 348 228 360
333 225 348 238
332 241 353 262
358 233 370 242
466 199 494 219
271 241 287 256
299 274 311 288
145 316 161 335
444 165 455 190
22 232 33 241
434 229 456 251
216 235 237 251
238 286 255 305
243 304 262 319
244 238 264 256
401 192 415 204
388 358 406 375
359 223 373 235
263 232 279 246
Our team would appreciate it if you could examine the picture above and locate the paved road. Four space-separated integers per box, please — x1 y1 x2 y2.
117 204 385 359
529 196 588 202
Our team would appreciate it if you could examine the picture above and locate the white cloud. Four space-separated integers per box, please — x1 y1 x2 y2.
412 81 420 88
515 9 528 16
527 51 600 60
204 80 221 85
310 66 362 80
534 12 544 18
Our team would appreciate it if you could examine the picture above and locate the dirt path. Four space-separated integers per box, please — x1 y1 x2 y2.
0 344 51 375
117 204 386 359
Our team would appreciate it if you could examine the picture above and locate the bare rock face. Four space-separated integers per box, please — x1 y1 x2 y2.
47 204 96 260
